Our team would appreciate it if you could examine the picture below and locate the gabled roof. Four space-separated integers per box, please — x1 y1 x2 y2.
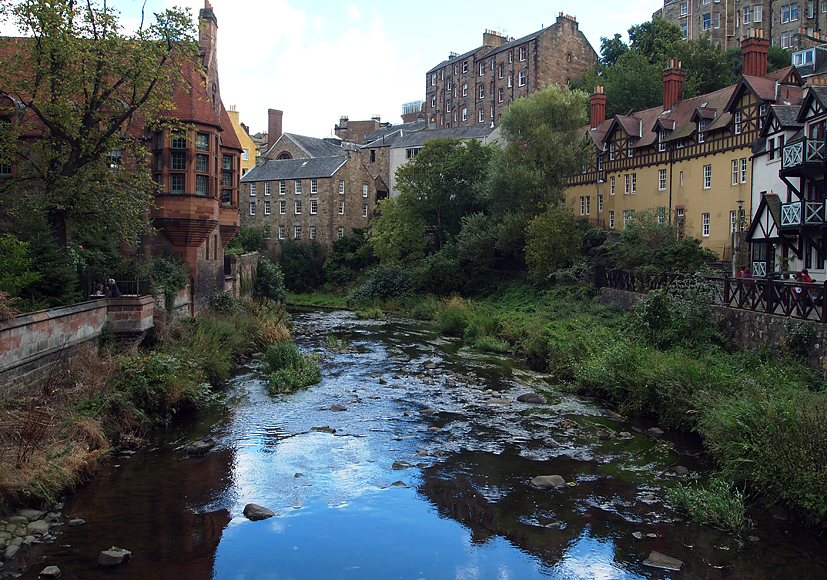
759 104 803 139
795 85 827 123
364 120 427 144
747 192 783 243
393 125 496 148
240 156 347 182
266 133 346 158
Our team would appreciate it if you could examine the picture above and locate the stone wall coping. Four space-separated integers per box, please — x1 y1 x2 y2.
0 300 106 332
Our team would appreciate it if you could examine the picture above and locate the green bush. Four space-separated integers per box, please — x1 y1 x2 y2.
212 291 239 313
669 478 751 534
413 247 463 295
227 226 269 254
262 342 322 394
279 239 325 292
255 257 287 304
348 266 413 304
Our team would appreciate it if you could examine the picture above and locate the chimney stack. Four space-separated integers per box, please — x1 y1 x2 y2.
742 29 770 77
267 109 283 153
590 86 607 128
662 58 685 112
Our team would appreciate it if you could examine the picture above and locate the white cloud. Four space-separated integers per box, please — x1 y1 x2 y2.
348 3 361 20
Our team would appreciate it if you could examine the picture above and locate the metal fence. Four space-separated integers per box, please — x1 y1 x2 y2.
603 269 827 322
114 278 152 297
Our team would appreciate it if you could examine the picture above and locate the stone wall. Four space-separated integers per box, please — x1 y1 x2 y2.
224 252 258 300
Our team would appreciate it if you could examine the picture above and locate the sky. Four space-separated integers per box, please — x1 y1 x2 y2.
2 0 664 137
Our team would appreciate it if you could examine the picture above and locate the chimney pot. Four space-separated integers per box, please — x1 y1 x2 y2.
267 109 283 153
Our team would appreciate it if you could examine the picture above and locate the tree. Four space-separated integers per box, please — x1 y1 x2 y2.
628 17 684 66
524 208 583 284
600 33 628 66
393 137 491 251
369 197 426 266
0 0 197 248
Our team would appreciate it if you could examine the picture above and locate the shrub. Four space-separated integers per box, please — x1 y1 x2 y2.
212 291 239 313
255 257 287 304
669 478 751 534
348 266 413 304
279 239 325 292
413 247 463 295
262 342 322 394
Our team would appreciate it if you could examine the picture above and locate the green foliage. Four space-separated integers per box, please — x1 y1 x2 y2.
524 208 583 284
263 342 322 394
348 266 413 304
325 334 347 350
149 257 188 315
279 239 325 292
227 226 270 254
670 478 751 534
212 291 239 313
254 257 287 304
355 307 385 320
369 197 426 266
0 0 198 247
15 215 79 309
323 229 376 285
412 245 463 295
0 233 40 296
786 319 815 361
768 45 792 72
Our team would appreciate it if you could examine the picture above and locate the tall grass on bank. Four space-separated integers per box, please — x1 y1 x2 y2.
262 342 322 394
670 478 751 534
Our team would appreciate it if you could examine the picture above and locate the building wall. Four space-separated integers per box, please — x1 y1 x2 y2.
227 108 258 177
361 144 392 193
267 135 312 160
335 118 383 144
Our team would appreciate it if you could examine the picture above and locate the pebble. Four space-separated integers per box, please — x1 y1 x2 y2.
632 531 644 539
68 519 86 527
39 565 61 578
646 427 665 438
329 404 347 412
392 461 412 470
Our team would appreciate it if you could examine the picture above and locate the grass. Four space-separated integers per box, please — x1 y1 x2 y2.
670 478 751 534
262 342 322 394
287 292 348 309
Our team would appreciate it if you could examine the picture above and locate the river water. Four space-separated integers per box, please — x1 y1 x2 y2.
11 309 827 579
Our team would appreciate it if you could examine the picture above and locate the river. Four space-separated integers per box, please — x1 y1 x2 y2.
10 309 827 579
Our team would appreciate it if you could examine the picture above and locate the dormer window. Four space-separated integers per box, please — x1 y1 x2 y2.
698 119 707 143
609 142 615 160
734 111 742 135
658 130 669 152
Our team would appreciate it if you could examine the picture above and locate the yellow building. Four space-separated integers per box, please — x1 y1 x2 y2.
226 106 257 177
567 36 804 260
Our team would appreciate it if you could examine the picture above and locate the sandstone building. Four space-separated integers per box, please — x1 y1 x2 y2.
423 14 598 129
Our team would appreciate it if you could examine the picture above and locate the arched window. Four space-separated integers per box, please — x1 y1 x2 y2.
277 152 292 160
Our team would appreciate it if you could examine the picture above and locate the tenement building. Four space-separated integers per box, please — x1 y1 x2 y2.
566 34 805 259
423 13 597 129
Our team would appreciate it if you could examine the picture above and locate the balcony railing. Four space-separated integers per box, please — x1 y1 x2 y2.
782 137 825 169
780 200 825 227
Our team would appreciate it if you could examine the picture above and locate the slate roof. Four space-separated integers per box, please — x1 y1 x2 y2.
240 156 347 182
392 125 496 148
269 133 346 158
364 120 427 144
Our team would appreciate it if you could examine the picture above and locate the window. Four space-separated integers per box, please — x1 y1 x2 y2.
363 204 369 217
586 196 591 215
518 71 526 87
339 201 345 215
609 142 615 161
279 200 286 214
659 130 667 152
310 226 316 240
447 78 452 90
623 210 630 228
310 199 317 214
195 133 209 151
598 155 603 170
580 196 585 215
242 148 249 161
294 226 301 240
196 174 207 195
250 183 256 197
755 5 762 20
625 174 630 194
478 109 485 123
677 208 685 218
223 155 232 170
339 180 345 194
628 146 634 158
498 88 504 102
782 4 790 22
280 181 286 195
278 226 285 240
657 207 667 225
732 159 739 185
171 134 186 149
171 151 186 170
264 182 271 196
681 22 687 36
0 161 10 175
808 0 814 17
598 195 604 213
462 108 467 122
610 176 616 195
338 227 344 239
703 13 711 29
479 84 484 99
702 213 710 236
781 32 790 49
406 147 421 159
264 200 271 215
454 63 458 75
431 73 436 86
249 201 255 216
222 172 232 187
507 75 513 88
631 173 637 194
730 210 737 233
363 184 369 197
462 83 468 96
734 111 742 134
479 62 485 75
447 100 452 112
680 171 684 186
295 180 302 194
609 211 615 229
171 174 185 193
744 6 751 23
508 51 513 63
498 64 504 78
519 45 526 61
295 200 301 214
680 2 687 15
768 137 776 160
714 12 720 27
740 157 747 183
196 154 208 172
659 169 667 191
431 95 436 108
697 119 707 143
462 60 468 73
703 164 712 189
792 2 799 20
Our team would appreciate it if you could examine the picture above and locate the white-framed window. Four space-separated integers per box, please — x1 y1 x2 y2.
657 207 666 225
279 200 286 214
363 204 369 218
462 83 468 96
338 226 344 239
659 130 667 152
339 201 345 215
339 180 345 194
702 0 710 4
264 182 271 196
462 107 467 122
479 84 485 99
658 169 667 191
519 45 526 61
508 75 513 88
264 200 270 215
295 200 301 214
631 173 637 194
250 183 256 197
792 2 799 20
362 184 369 197
431 73 436 86
242 148 249 161
698 119 707 143
479 62 485 75
755 4 762 20
586 196 591 215
609 210 615 229
278 226 285 240
782 32 790 49
446 99 452 112
677 207 685 218
311 179 317 194
447 78 452 90
702 213 710 236
731 210 738 233
294 225 301 240
295 180 302 194
310 199 317 214
734 111 742 134
498 88 504 102
597 155 603 171
628 146 634 158
580 196 585 215
609 143 615 160
462 60 468 73
808 0 814 17
714 12 720 27
680 171 684 186
624 174 630 195
431 94 436 108
498 63 504 78
309 226 316 240
518 71 526 87
703 13 711 30
598 195 604 213
249 201 256 215
740 158 747 183
681 22 687 36
703 164 712 189
732 159 739 185
610 176 616 195
744 6 751 22
478 109 485 123
623 209 630 228
680 2 687 15
768 137 776 160
280 181 286 195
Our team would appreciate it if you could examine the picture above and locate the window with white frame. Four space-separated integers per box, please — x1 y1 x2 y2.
279 200 285 214
264 200 270 215
479 84 485 99
519 46 526 60
657 207 667 225
580 196 585 215
339 201 344 215
508 75 512 88
768 137 776 160
734 111 741 134
610 176 616 195
782 32 790 49
462 108 467 121
362 184 369 197
703 164 712 188
250 183 256 197
310 199 317 214
631 173 637 194
249 201 256 215
338 226 344 239
659 169 667 191
732 159 739 184
609 210 615 229
278 226 285 240
294 226 301 240
598 195 604 213
698 119 707 142
586 196 591 215
680 2 687 15
311 179 317 194
263 182 270 196
478 109 485 122
609 142 615 160
498 88 504 102
363 204 369 217
518 71 526 87
755 4 762 20
702 213 710 236
498 63 504 78
659 130 668 152
792 2 799 20
339 180 345 194
740 158 747 183
242 148 249 161
295 200 301 214
479 62 485 75
280 181 286 194
431 73 436 86
730 210 738 233
808 0 814 17
462 60 468 73
598 155 603 170
624 174 630 194
703 12 711 29
714 12 720 27
623 209 630 227
744 5 751 22
295 180 302 194
463 83 468 96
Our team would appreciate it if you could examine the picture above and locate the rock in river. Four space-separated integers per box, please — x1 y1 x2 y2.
98 547 132 567
243 504 275 521
517 393 545 404
531 475 567 489
646 427 664 438
39 565 61 578
329 404 347 412
185 438 216 455
642 551 683 571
